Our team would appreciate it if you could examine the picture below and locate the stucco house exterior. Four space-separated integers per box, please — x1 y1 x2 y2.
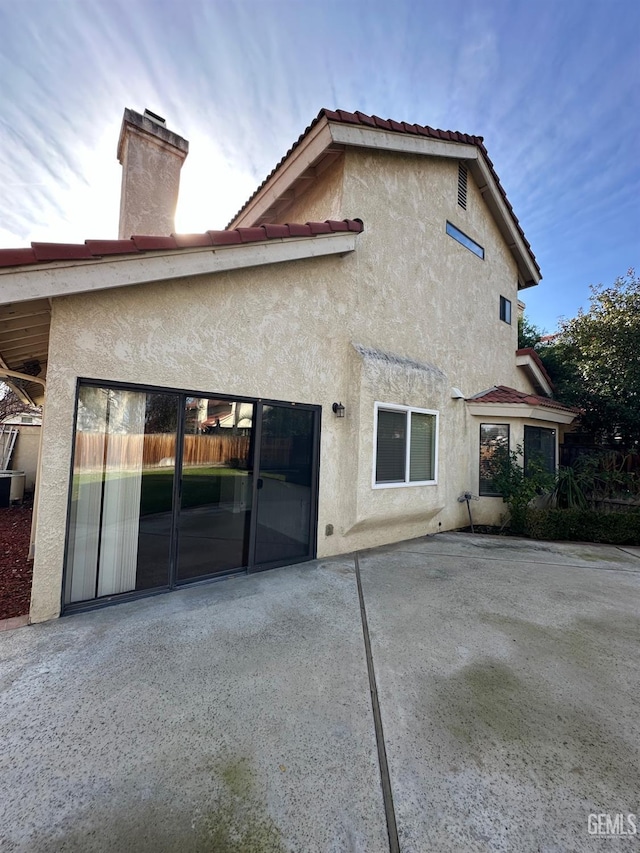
0 108 575 623
1 411 42 494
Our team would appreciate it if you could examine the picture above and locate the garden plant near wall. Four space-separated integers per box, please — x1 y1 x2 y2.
493 446 640 545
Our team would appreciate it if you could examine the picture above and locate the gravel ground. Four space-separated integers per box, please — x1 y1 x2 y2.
0 505 33 620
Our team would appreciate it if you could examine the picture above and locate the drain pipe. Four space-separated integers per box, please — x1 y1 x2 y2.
458 491 479 533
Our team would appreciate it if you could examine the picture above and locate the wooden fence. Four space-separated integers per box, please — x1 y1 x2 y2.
74 433 251 470
73 432 298 470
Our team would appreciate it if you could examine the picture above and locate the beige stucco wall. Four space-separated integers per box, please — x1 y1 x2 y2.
118 122 187 240
332 149 522 394
277 155 345 225
30 145 549 622
9 425 40 492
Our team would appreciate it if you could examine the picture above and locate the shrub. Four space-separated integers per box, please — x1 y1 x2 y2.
525 508 640 545
492 444 555 533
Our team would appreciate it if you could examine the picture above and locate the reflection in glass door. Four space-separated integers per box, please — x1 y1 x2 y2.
176 398 254 581
65 386 179 604
65 384 319 608
252 404 316 569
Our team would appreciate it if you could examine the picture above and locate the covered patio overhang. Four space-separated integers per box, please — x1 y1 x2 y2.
0 298 49 407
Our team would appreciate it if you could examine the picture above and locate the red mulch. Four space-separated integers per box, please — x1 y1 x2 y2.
0 505 33 620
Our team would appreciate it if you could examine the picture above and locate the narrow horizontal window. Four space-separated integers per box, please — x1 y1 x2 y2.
446 221 484 259
373 403 438 487
500 295 512 324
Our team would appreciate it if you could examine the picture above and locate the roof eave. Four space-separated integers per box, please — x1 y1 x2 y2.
516 350 554 395
468 158 541 286
229 116 336 229
0 231 360 307
230 115 540 285
466 401 576 424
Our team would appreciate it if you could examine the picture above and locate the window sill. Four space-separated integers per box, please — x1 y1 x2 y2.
373 480 437 489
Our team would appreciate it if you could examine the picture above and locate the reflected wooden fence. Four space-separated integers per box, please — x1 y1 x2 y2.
73 433 296 469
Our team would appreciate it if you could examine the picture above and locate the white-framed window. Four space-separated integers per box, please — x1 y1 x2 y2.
373 402 438 488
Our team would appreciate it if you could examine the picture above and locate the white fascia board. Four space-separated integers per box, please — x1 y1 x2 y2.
516 353 553 396
473 156 540 285
0 232 358 307
329 123 478 161
466 402 575 424
229 119 335 228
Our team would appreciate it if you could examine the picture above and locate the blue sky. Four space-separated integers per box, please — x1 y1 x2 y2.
0 0 638 331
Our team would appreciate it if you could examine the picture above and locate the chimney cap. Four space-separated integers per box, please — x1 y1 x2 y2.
117 107 188 164
143 108 166 126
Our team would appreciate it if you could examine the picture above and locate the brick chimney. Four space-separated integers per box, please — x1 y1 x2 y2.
117 108 189 239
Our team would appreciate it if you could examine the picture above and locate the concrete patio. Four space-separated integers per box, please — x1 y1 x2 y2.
1 533 639 852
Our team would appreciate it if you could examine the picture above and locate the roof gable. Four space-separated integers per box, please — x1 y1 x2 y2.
516 347 555 396
228 108 541 287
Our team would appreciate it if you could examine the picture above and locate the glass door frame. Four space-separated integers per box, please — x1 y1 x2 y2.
62 379 321 613
246 401 321 575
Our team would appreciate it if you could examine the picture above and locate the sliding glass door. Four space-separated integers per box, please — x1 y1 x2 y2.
64 383 319 608
176 397 254 581
65 387 179 604
253 404 316 568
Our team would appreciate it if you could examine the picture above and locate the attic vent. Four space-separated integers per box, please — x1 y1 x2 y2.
458 162 468 209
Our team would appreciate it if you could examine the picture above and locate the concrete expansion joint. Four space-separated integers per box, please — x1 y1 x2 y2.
354 551 400 853
616 545 640 563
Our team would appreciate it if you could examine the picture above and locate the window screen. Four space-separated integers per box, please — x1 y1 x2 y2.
376 409 407 483
375 405 437 486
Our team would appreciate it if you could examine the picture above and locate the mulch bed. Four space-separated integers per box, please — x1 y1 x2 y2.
0 504 33 620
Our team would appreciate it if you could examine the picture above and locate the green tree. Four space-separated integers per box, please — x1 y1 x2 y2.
517 313 543 350
553 269 640 447
519 270 640 448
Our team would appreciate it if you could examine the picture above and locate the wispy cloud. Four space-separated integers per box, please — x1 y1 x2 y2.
0 0 637 328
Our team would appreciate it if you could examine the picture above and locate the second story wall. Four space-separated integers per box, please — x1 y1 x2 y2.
277 155 346 225
339 148 523 397
274 146 526 398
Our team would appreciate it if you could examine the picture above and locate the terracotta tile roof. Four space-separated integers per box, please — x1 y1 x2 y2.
469 385 578 413
228 108 540 278
0 219 363 270
516 347 555 390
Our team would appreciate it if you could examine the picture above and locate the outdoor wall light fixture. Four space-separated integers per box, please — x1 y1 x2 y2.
332 402 345 418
